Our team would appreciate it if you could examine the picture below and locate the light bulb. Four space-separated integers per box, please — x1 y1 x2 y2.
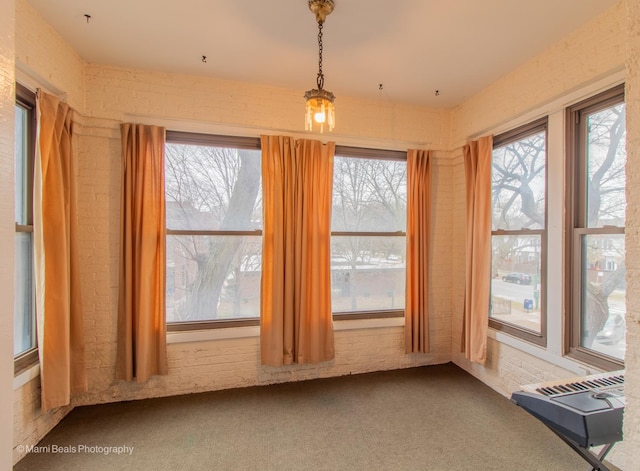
314 111 326 123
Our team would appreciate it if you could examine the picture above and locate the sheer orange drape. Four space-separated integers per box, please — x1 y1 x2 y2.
462 136 493 364
34 90 87 411
260 135 335 366
405 149 433 353
117 123 168 382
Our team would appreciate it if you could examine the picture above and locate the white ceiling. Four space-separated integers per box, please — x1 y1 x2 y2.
27 0 618 108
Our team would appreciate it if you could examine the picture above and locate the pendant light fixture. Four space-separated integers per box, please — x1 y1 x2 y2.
304 0 335 133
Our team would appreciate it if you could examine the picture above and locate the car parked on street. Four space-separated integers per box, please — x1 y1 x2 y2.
501 272 532 285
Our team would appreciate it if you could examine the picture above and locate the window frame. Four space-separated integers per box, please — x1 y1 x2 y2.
565 84 625 370
14 83 38 373
165 131 262 331
489 117 548 346
330 145 407 320
164 137 409 330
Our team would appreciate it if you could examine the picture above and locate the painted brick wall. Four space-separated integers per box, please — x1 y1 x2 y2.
449 1 634 468
14 0 84 110
70 92 454 409
624 0 640 468
1 0 16 468
71 63 453 409
451 0 627 148
12 1 454 464
12 0 86 465
14 82 455 464
450 0 628 398
12 0 639 469
13 378 71 462
81 63 450 149
74 325 452 406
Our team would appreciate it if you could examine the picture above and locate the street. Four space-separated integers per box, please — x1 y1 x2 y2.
492 278 537 305
492 279 626 361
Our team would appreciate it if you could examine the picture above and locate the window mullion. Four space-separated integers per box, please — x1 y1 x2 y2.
167 229 262 236
331 231 406 237
492 229 545 236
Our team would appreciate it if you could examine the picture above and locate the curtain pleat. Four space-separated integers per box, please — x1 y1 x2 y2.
260 135 335 366
34 90 87 411
117 123 168 382
405 149 433 353
462 136 493 364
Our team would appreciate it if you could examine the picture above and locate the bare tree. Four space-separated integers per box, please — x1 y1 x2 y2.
166 145 261 321
490 131 545 302
331 157 406 310
581 104 626 347
491 104 626 347
587 105 626 226
492 133 545 230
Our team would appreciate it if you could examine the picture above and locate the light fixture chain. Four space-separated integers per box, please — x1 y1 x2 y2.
305 0 335 133
316 21 324 90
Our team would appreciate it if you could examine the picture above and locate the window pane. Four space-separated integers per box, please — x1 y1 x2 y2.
15 101 35 357
491 235 542 334
165 144 262 231
15 105 28 224
586 103 626 228
331 236 405 312
166 235 261 322
580 234 625 361
332 157 406 232
492 131 546 230
14 232 35 355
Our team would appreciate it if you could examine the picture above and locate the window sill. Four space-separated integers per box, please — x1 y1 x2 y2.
166 316 405 344
334 315 404 330
167 325 260 344
14 363 40 391
487 327 603 376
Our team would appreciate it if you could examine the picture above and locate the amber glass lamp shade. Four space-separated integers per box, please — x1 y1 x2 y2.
304 89 335 133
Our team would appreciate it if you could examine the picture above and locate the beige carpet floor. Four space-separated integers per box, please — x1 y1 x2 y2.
15 363 607 470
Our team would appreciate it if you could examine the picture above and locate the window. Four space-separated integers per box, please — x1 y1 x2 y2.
331 146 407 318
566 85 625 367
490 119 547 345
165 132 262 329
14 84 37 371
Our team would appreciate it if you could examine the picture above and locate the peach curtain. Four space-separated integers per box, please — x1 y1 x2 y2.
405 149 433 353
117 123 168 382
260 135 335 366
462 136 493 364
34 90 87 411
